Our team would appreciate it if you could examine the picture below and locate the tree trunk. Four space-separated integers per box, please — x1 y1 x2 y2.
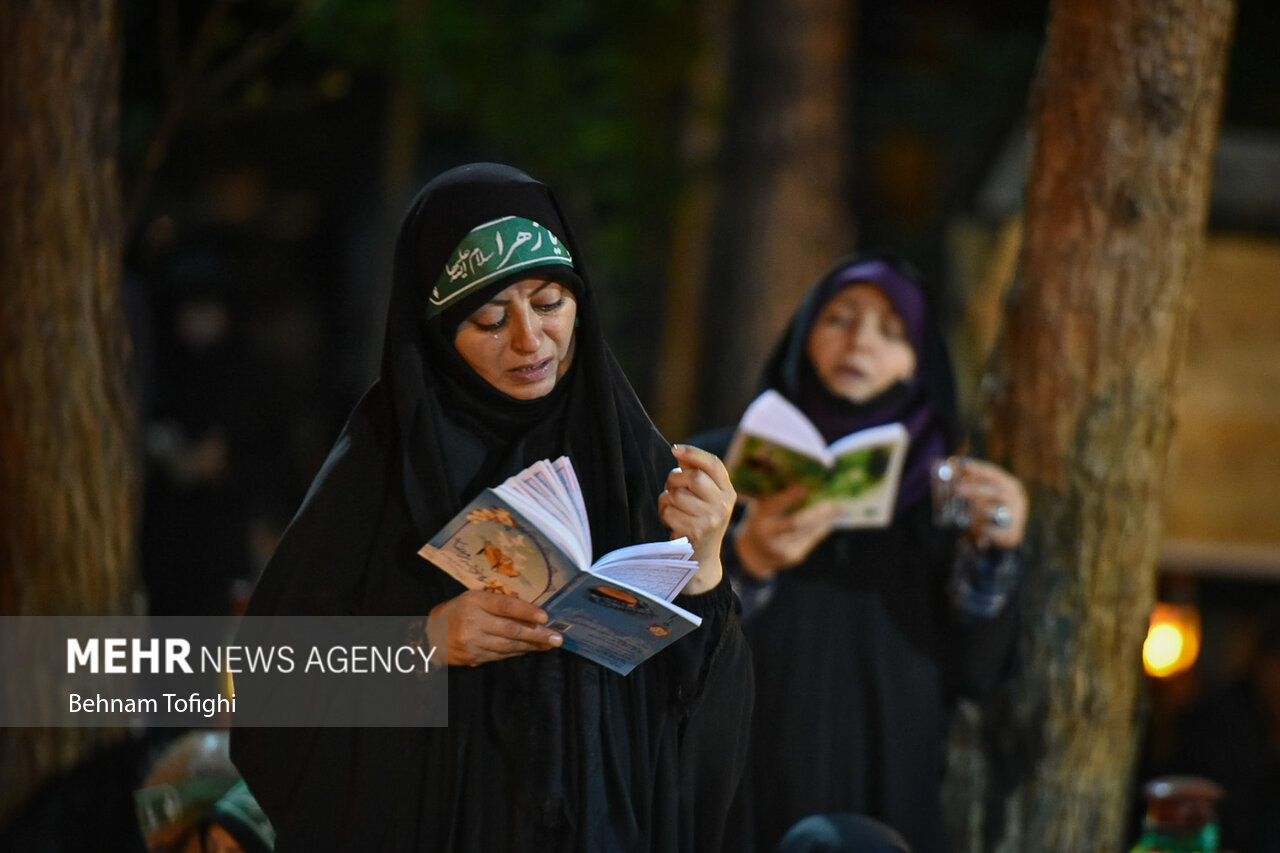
951 1 1236 850
349 0 430 393
696 0 856 429
653 0 732 439
0 0 137 823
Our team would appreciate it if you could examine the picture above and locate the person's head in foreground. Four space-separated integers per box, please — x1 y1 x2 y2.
134 730 240 852
202 780 275 853
776 812 913 852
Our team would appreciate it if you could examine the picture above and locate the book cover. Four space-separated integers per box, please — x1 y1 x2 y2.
418 491 574 607
543 577 699 676
724 389 909 528
417 459 703 675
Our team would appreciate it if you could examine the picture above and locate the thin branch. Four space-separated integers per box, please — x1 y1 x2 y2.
124 0 317 240
203 1 315 98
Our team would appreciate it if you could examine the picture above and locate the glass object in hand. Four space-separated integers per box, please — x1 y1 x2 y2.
930 456 972 529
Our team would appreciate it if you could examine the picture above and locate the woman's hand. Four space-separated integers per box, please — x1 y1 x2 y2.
426 589 563 667
658 444 736 595
952 458 1028 550
732 485 844 581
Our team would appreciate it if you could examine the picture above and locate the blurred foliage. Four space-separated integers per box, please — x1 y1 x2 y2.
122 0 705 395
295 0 701 325
120 0 1278 400
124 0 700 266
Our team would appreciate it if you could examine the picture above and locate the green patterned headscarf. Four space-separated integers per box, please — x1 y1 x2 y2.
428 215 573 317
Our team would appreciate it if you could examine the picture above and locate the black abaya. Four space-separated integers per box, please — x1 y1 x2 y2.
700 457 1013 853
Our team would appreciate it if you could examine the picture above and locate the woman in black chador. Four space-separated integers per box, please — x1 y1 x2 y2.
696 254 1027 853
232 163 752 852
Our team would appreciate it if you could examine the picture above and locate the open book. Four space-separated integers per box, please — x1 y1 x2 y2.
418 457 702 675
724 389 909 529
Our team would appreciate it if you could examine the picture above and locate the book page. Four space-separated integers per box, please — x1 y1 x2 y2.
552 456 591 556
510 459 582 544
493 479 589 568
589 537 697 600
590 560 699 602
590 538 694 566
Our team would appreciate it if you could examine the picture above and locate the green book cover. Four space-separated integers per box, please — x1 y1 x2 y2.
724 390 908 528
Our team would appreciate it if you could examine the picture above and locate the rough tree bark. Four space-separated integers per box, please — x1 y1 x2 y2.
653 0 732 438
0 0 137 823
695 0 856 429
949 1 1236 851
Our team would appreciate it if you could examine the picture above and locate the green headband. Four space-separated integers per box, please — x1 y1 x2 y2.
430 216 573 317
135 774 241 840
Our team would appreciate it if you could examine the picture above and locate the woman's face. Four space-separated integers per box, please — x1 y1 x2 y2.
806 283 917 403
453 277 578 399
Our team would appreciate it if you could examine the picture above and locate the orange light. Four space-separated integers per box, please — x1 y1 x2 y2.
1144 602 1201 678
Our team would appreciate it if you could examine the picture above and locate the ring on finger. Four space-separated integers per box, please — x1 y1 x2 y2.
990 504 1012 529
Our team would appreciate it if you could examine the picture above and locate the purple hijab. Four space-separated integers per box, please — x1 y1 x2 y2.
759 254 959 513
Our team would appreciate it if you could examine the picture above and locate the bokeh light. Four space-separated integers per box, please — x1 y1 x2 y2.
1144 602 1202 678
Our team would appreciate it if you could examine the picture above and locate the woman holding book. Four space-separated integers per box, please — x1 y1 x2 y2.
232 163 751 851
695 253 1027 853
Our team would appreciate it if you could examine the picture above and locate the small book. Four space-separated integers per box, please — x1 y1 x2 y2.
418 457 702 675
724 389 909 529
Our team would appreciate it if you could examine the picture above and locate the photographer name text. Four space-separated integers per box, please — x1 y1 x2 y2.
69 691 235 718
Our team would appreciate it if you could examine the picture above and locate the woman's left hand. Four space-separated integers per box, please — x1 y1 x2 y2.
953 458 1029 550
658 444 736 595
